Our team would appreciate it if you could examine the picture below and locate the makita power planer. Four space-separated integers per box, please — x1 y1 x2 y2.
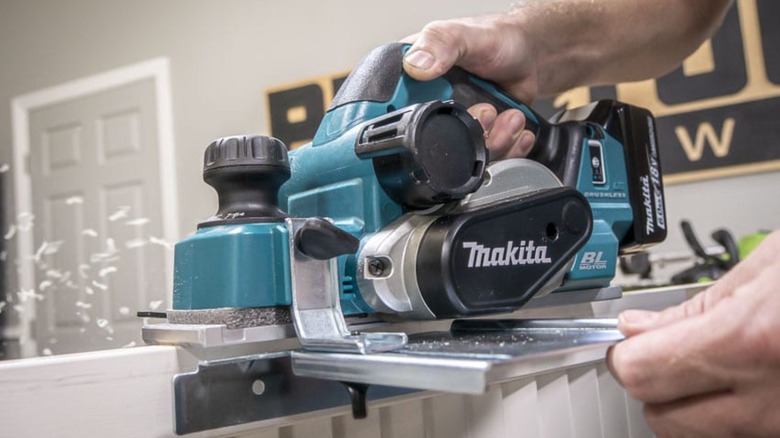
166 43 667 353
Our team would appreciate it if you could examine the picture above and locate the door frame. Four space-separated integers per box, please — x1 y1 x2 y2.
10 58 179 357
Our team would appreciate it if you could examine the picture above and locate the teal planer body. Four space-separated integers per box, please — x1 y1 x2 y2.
172 43 667 319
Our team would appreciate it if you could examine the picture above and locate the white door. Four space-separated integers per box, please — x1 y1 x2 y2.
27 78 169 355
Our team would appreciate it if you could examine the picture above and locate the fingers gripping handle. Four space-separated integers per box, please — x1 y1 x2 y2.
440 65 545 136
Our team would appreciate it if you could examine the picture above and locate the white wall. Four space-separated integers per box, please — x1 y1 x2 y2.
1 1 778 302
0 0 526 236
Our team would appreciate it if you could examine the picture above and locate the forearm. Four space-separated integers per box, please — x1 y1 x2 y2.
512 0 733 96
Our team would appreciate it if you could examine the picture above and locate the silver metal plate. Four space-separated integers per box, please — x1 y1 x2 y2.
292 318 623 394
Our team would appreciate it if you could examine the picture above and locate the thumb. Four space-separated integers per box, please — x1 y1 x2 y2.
403 21 468 81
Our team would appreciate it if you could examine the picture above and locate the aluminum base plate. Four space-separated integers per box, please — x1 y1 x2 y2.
291 318 623 394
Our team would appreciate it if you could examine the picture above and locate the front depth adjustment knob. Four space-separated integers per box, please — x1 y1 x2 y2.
200 135 290 228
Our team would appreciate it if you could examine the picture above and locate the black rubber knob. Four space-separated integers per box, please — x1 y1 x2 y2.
355 101 487 209
295 218 360 260
199 135 290 228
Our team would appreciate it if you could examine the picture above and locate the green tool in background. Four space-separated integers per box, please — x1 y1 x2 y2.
671 222 773 285
738 231 771 260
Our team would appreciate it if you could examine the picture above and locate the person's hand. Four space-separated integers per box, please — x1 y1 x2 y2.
608 230 780 437
402 14 537 161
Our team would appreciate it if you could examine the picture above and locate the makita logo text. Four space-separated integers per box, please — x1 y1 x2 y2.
462 241 552 268
640 175 654 235
640 156 666 236
650 156 666 231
